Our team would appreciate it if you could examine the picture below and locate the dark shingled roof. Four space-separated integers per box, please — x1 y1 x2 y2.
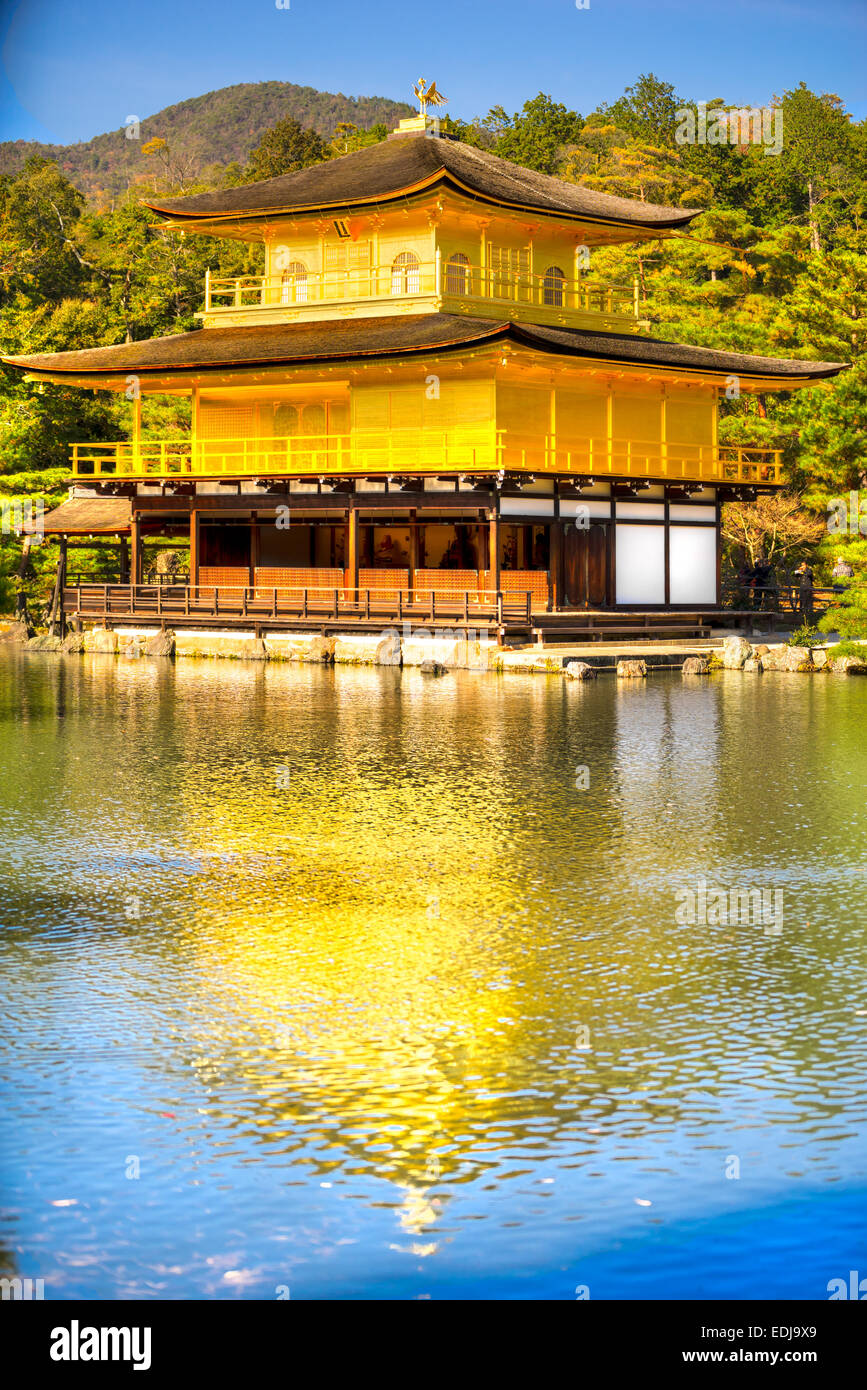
27 497 131 535
2 314 847 384
144 135 701 230
511 322 847 379
2 315 502 374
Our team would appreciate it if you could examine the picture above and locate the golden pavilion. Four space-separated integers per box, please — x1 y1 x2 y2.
4 92 845 642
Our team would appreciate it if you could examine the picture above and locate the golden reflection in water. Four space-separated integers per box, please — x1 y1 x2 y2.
172 666 558 1247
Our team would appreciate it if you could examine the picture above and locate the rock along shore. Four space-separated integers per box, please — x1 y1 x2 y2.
3 623 866 677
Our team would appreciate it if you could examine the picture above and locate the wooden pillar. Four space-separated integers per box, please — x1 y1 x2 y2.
489 510 500 592
130 516 143 586
250 512 260 585
550 521 563 611
119 535 129 581
408 508 419 589
664 495 671 607
189 510 200 587
347 507 359 595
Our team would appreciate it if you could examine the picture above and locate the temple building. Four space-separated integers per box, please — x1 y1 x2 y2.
4 95 846 642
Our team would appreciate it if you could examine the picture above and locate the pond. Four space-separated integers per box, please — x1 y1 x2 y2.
1 651 865 1299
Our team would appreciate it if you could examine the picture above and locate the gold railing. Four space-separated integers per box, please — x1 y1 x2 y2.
70 431 783 485
203 259 640 321
500 433 784 484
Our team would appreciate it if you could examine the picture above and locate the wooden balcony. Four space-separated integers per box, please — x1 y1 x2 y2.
70 430 784 487
202 257 643 333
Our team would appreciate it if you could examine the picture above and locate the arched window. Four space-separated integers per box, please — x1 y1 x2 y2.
391 251 420 295
301 403 326 439
445 252 470 296
273 404 300 437
281 261 308 305
543 265 566 308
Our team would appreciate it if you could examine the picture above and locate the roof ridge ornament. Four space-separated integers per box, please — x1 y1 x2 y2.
413 78 448 117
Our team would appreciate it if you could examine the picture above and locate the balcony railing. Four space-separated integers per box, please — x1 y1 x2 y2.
63 583 537 629
203 258 640 324
70 430 783 485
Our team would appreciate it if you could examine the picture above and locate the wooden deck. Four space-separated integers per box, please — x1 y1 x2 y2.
58 581 794 645
63 582 534 640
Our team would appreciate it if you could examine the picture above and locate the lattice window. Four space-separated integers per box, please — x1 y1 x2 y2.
324 241 371 268
391 251 420 295
543 265 566 307
445 252 471 296
273 404 300 437
487 245 530 301
302 403 327 439
280 261 308 305
197 403 257 440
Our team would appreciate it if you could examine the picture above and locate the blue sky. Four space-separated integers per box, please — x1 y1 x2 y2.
2 0 865 146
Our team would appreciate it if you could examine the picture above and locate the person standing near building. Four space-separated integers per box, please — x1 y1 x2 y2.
795 559 815 619
831 555 854 592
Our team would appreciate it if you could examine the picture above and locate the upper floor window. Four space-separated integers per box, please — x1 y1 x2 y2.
543 265 566 308
488 245 531 302
281 261 308 305
445 252 471 296
273 403 300 437
391 251 420 295
272 402 327 439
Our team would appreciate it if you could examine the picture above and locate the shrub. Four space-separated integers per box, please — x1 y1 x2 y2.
819 581 867 641
788 622 823 648
826 640 867 661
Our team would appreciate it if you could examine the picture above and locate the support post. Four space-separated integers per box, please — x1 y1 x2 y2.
189 510 200 587
408 508 419 589
119 535 129 582
550 521 563 612
347 506 359 598
132 395 142 470
130 515 143 586
488 509 500 595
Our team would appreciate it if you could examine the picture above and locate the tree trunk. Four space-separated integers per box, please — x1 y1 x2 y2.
47 538 68 638
807 180 821 254
15 534 33 627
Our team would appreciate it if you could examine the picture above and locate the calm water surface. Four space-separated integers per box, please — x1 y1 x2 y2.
1 651 865 1299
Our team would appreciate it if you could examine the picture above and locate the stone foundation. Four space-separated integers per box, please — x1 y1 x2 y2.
11 621 867 679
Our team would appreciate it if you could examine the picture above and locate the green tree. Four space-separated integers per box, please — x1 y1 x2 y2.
772 238 867 504
0 157 88 305
483 94 583 175
778 84 857 252
591 74 680 145
244 117 329 182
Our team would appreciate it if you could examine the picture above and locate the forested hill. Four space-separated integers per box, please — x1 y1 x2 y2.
0 81 416 202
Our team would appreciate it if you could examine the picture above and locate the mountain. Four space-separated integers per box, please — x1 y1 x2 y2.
0 81 417 203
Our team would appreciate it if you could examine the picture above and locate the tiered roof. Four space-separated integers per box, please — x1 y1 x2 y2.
3 314 846 385
144 135 701 231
